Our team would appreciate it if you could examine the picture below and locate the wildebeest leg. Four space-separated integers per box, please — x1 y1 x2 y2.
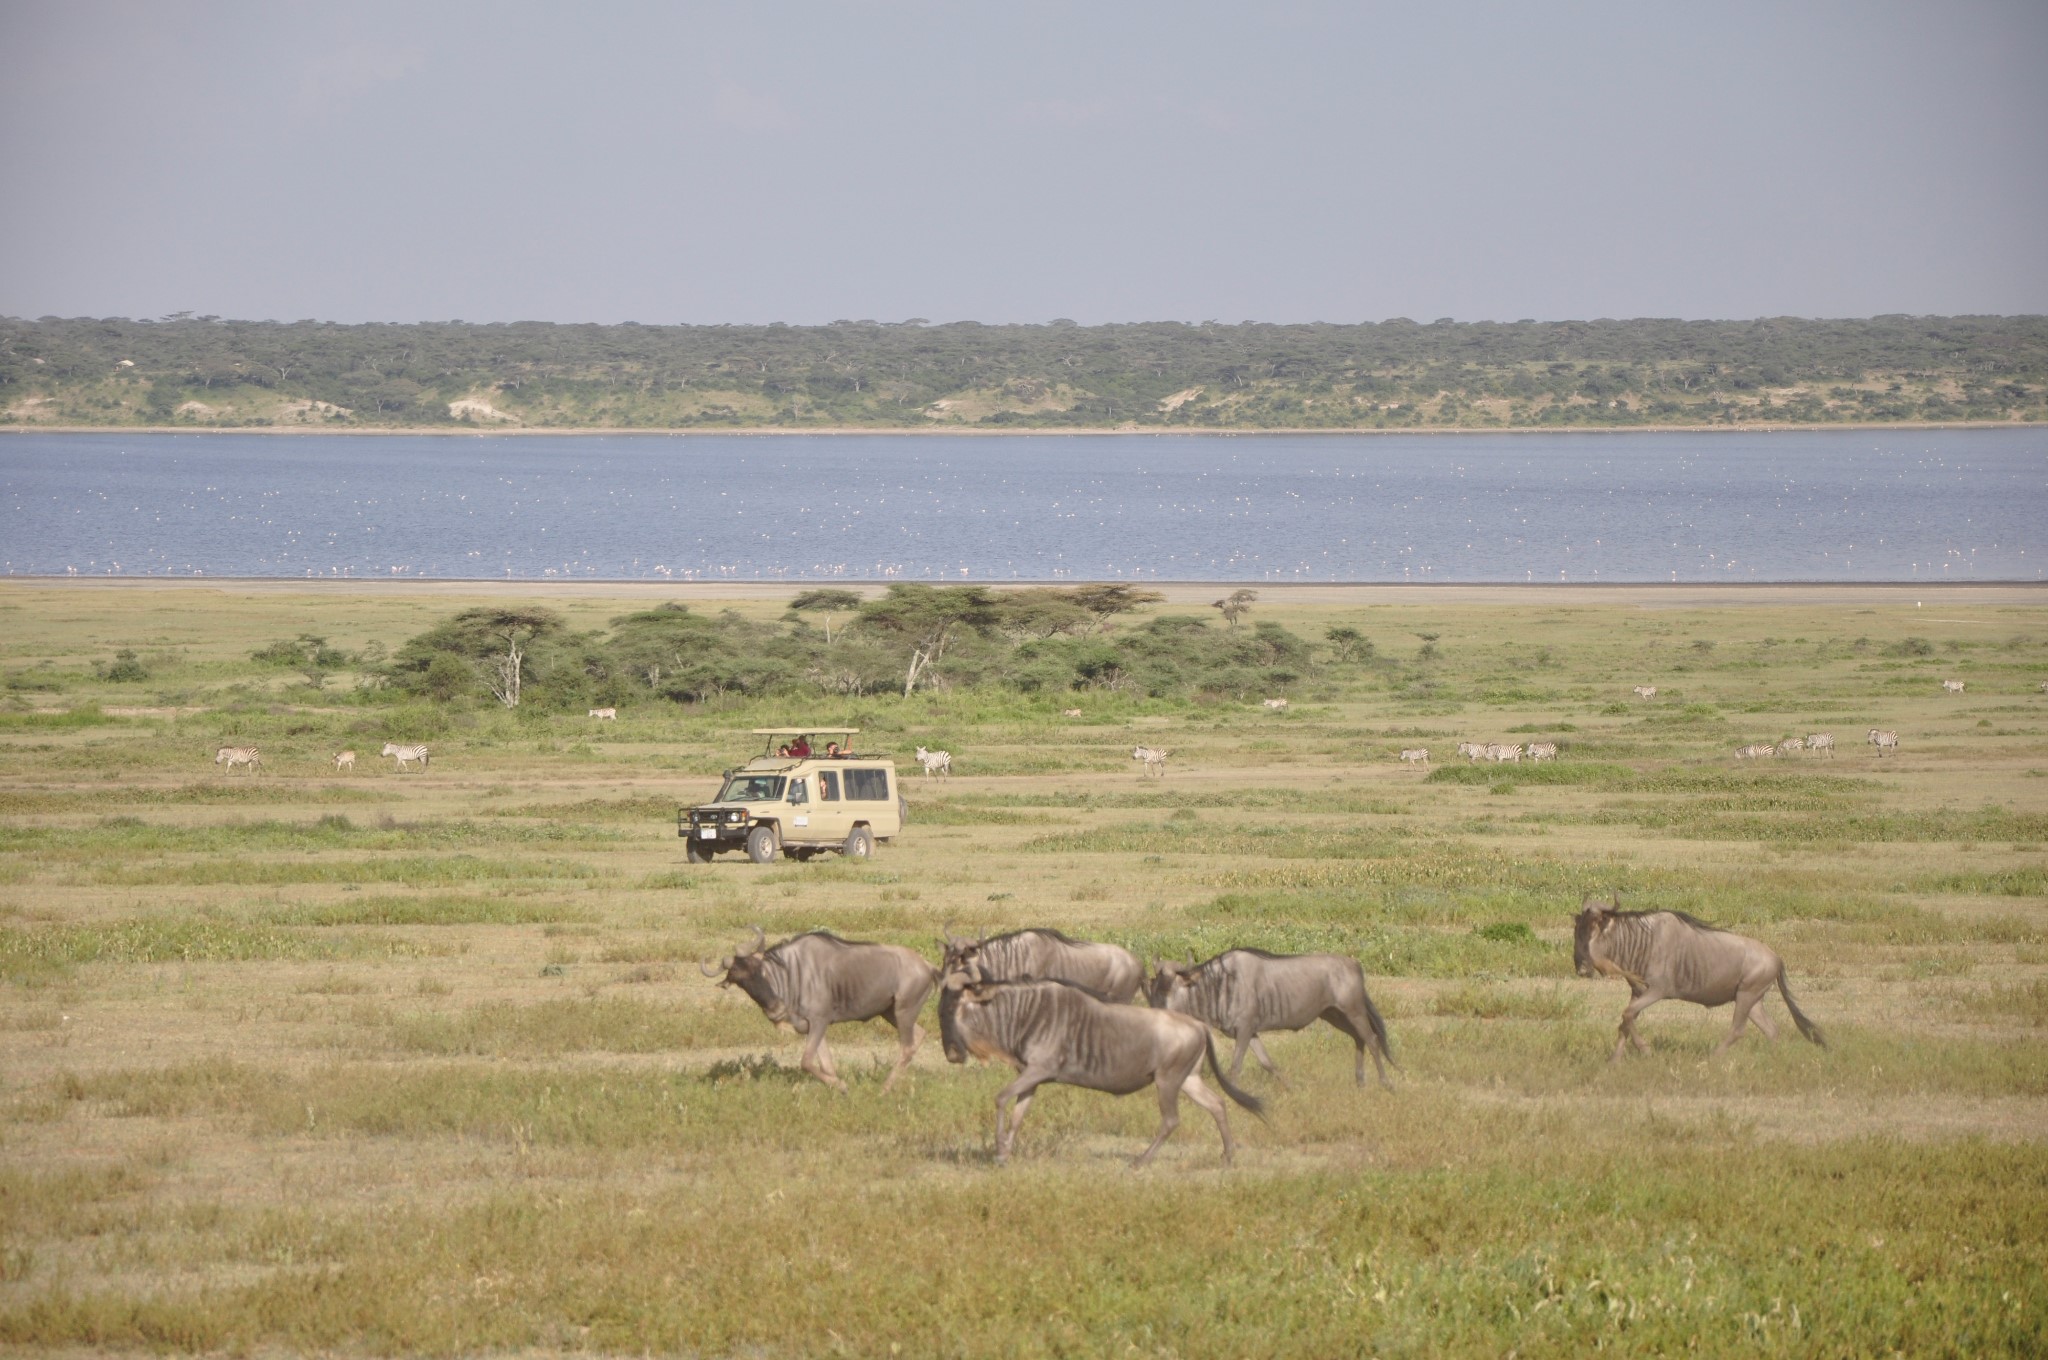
1179 1072 1235 1166
993 1071 1049 1164
1749 1005 1781 1042
1324 1006 1391 1089
1246 1035 1290 1091
1613 987 1659 1061
801 1028 848 1092
880 1013 924 1093
1715 983 1770 1055
1132 1073 1184 1169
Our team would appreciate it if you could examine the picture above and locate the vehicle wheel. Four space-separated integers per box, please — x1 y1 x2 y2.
842 826 875 860
686 838 714 864
746 825 780 864
897 795 910 828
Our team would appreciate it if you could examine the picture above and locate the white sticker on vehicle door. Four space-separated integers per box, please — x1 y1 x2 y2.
793 816 809 827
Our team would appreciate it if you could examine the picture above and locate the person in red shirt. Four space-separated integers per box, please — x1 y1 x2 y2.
788 736 812 758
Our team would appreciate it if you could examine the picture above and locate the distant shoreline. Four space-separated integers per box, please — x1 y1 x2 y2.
4 420 2043 438
7 579 2043 609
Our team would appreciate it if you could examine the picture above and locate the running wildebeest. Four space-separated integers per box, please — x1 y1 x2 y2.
1144 950 1395 1090
940 925 1143 1003
1572 894 1826 1061
702 927 937 1091
938 962 1264 1167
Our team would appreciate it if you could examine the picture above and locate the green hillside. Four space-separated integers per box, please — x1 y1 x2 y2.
4 313 2045 431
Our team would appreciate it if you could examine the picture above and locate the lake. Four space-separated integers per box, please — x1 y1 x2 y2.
1 429 2041 582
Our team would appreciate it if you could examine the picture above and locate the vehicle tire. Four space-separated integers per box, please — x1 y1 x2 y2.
746 825 779 864
686 838 714 864
897 795 910 828
842 825 875 860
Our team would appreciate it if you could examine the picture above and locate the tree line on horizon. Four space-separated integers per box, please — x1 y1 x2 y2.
3 312 2044 431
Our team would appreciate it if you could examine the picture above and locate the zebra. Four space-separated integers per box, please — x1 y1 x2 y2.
1805 733 1834 757
1941 680 1965 694
215 745 260 776
1399 748 1429 766
587 707 617 720
1261 698 1290 711
382 742 430 772
1457 741 1484 762
1486 743 1523 763
1776 738 1805 757
1132 745 1169 777
1526 741 1559 762
1632 685 1657 699
1735 742 1776 761
332 750 356 773
914 745 952 778
1867 728 1899 757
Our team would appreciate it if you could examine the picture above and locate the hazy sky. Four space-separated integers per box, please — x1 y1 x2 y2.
4 1 2044 325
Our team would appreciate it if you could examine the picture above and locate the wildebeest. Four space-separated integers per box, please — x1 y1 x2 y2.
1867 728 1899 756
938 966 1264 1167
1399 747 1429 766
940 926 1142 1003
701 927 937 1092
914 745 952 778
1145 950 1394 1090
1132 744 1169 777
1572 895 1826 1061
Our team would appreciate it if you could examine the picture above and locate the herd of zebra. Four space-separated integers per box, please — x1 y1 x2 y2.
212 742 430 775
701 905 1823 1168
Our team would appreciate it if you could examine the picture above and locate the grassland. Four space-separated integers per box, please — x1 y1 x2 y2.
2 582 2045 1356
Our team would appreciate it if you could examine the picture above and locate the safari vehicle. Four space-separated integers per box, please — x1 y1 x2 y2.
679 728 905 864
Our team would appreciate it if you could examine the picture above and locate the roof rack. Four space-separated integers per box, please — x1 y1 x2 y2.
749 728 859 736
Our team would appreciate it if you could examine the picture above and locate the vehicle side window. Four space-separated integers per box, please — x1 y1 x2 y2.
818 771 840 801
789 779 809 805
845 768 891 801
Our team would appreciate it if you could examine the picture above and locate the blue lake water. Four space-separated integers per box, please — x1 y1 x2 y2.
1 430 2042 582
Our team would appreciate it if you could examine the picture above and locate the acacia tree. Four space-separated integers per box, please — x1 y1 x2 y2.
788 587 865 644
853 584 1002 696
1212 588 1258 629
390 606 567 707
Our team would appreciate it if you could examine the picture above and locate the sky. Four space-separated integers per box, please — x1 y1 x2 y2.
3 0 2045 326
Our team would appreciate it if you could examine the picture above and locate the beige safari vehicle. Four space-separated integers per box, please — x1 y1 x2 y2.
678 729 905 864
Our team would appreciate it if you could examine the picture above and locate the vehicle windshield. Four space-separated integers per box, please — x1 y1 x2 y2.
717 774 786 803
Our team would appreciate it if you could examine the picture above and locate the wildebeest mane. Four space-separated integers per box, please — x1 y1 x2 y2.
985 926 1087 947
771 930 875 953
981 974 1118 1005
1587 904 1726 934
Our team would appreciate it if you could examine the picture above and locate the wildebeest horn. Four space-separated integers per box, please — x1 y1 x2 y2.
699 956 727 977
744 925 766 955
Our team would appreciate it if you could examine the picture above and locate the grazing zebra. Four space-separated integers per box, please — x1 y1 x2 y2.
1457 741 1484 762
1632 685 1657 699
214 746 260 776
1486 743 1523 763
381 742 430 772
1262 698 1290 711
1061 708 1084 718
1804 733 1834 757
1526 741 1559 762
1941 680 1965 694
332 750 356 773
1399 748 1429 766
587 707 617 720
1735 742 1776 761
1132 745 1169 777
1776 738 1805 757
1867 728 1899 757
914 745 952 778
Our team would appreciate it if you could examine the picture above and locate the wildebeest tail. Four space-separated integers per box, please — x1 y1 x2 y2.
1361 989 1399 1070
1202 1034 1266 1119
1776 965 1827 1049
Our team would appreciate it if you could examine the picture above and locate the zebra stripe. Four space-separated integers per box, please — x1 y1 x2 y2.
914 746 952 778
1941 680 1965 694
1525 742 1558 762
1776 738 1805 757
1398 748 1429 765
1632 685 1657 699
1735 742 1776 761
1867 729 1899 756
1805 733 1834 757
1132 745 1169 777
381 742 430 772
214 746 260 775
